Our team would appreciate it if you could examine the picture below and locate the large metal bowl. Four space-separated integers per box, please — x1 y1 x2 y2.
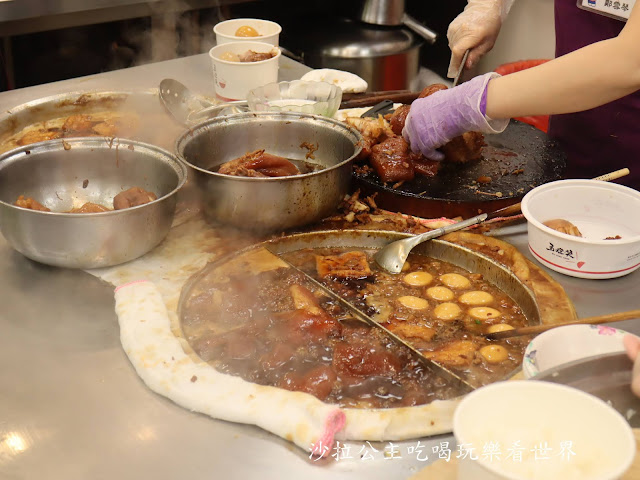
0 89 185 154
175 112 362 232
0 137 187 269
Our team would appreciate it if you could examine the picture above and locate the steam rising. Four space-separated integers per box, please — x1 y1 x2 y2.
109 1 227 70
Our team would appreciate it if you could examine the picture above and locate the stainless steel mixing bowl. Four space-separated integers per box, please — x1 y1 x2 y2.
0 137 187 269
175 112 362 232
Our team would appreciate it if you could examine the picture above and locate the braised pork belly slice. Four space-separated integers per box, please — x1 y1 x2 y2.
217 149 300 177
370 136 415 183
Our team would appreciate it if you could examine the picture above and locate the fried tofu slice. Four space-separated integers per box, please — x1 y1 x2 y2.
387 322 436 342
315 251 372 279
422 340 478 367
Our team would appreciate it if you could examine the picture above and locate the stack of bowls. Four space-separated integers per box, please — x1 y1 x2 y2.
210 18 282 101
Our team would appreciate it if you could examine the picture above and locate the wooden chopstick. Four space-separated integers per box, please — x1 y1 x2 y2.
340 91 420 109
486 309 640 340
592 168 630 182
482 167 631 222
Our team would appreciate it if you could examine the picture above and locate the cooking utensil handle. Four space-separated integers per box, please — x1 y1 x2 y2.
593 168 630 182
404 213 488 250
486 309 640 340
483 168 631 221
402 14 437 44
360 100 395 118
340 92 420 109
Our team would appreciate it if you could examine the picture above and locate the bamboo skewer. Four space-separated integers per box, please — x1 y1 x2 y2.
592 167 630 182
486 309 640 340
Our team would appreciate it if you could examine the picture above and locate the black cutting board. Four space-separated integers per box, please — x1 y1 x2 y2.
353 120 567 219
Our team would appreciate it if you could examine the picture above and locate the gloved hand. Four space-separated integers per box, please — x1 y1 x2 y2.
623 334 640 398
447 0 516 78
402 72 509 160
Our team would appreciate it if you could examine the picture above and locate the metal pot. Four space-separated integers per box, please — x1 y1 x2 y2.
359 0 438 44
303 19 424 91
0 138 187 269
175 112 362 232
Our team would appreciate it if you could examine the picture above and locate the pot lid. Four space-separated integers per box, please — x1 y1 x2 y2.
305 19 421 59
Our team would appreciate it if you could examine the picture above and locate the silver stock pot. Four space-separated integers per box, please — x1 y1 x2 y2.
175 112 362 232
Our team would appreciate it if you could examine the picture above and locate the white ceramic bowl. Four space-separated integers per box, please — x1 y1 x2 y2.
247 80 342 117
213 18 281 46
209 41 280 101
453 381 636 480
522 324 633 378
521 179 640 279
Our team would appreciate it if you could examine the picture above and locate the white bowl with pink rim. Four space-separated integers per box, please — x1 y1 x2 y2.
522 324 634 378
214 18 281 46
453 380 636 480
520 179 640 279
209 41 280 101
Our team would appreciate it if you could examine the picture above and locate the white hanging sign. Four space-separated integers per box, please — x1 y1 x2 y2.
578 0 635 21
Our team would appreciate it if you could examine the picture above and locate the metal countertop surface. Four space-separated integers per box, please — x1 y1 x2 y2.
1 55 639 480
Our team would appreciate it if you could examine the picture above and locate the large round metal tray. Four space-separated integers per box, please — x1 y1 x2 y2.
353 120 567 218
0 89 183 153
179 229 542 383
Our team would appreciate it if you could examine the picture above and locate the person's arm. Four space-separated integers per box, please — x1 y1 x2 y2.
623 334 640 398
486 4 640 118
403 4 640 159
447 0 516 77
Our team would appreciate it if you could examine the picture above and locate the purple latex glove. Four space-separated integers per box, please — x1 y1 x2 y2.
402 72 509 160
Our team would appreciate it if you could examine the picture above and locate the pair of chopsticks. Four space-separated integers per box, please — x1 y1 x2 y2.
487 309 640 340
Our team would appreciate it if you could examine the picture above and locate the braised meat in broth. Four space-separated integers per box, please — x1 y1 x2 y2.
113 187 157 210
180 247 531 408
14 195 50 211
543 219 583 237
238 50 275 62
68 202 110 213
217 150 300 177
14 185 157 214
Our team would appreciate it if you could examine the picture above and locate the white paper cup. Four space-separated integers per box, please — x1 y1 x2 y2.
453 381 635 480
209 41 280 101
214 18 281 47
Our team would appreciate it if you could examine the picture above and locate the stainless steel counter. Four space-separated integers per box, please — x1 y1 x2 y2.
0 54 639 480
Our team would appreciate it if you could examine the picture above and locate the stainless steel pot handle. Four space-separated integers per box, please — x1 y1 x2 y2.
402 14 437 44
